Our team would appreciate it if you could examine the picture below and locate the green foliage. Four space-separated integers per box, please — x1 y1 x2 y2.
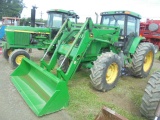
20 17 31 26
20 17 47 26
0 0 25 19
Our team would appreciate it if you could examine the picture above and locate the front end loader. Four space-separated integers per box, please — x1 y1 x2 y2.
11 11 155 116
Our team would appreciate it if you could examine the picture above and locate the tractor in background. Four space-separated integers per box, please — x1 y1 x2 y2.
0 17 20 54
140 71 160 120
0 17 20 41
10 10 155 116
2 9 79 68
140 19 160 52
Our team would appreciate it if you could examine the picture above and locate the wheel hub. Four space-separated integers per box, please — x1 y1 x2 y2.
143 51 153 72
15 55 25 65
106 63 118 84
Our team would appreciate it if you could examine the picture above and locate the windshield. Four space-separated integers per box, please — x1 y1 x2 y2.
47 13 63 28
68 17 77 23
101 15 125 34
64 14 77 23
47 13 78 28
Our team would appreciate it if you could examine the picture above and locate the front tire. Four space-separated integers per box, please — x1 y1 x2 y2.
90 52 121 92
131 42 154 78
9 49 30 69
3 48 13 60
140 72 160 120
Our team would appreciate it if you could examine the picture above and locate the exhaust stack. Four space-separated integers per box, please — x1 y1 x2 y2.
31 6 37 27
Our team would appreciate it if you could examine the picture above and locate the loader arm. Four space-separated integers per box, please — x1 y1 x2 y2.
40 18 120 82
39 18 94 82
40 19 71 69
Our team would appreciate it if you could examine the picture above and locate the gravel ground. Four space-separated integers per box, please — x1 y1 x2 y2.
0 50 71 120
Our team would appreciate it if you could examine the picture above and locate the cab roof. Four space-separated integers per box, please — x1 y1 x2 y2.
47 9 78 16
101 10 141 19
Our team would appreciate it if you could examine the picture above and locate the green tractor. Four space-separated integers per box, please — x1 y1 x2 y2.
2 9 79 68
11 10 155 116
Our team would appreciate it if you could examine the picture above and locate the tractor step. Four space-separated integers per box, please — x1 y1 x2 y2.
11 58 69 116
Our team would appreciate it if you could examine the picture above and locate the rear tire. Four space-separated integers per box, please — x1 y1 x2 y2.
9 49 30 69
90 52 121 92
3 48 13 60
140 72 160 120
131 42 154 78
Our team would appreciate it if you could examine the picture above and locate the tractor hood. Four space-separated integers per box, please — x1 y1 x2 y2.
5 26 50 34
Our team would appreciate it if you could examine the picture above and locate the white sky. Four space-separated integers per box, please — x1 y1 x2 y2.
21 0 160 22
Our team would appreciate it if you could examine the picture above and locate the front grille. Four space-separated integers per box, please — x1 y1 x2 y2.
14 32 30 45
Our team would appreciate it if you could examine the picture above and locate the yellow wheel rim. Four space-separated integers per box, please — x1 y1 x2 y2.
8 49 12 56
143 51 153 72
106 63 118 84
15 55 25 65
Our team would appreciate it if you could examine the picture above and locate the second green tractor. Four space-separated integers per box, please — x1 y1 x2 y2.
11 10 155 116
2 9 79 68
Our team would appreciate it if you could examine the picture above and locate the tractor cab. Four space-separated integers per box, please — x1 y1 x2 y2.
100 11 141 36
47 9 79 38
47 9 79 28
100 11 141 53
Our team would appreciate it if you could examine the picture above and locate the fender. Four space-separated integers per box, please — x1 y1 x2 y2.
129 36 145 54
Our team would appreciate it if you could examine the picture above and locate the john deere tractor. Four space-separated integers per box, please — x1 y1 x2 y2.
2 9 79 68
10 10 155 116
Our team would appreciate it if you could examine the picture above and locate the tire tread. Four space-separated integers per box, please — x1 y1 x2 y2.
140 72 160 120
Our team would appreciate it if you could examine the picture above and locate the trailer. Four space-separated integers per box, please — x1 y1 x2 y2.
140 19 160 52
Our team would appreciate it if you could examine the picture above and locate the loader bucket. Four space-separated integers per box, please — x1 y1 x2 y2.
10 58 69 116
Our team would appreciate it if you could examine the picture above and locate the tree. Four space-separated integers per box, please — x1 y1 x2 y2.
20 17 47 26
0 0 25 19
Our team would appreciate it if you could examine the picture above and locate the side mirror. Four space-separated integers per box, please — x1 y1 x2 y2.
95 12 98 24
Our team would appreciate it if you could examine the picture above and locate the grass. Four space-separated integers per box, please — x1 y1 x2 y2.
155 51 160 60
65 52 160 120
66 70 148 120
